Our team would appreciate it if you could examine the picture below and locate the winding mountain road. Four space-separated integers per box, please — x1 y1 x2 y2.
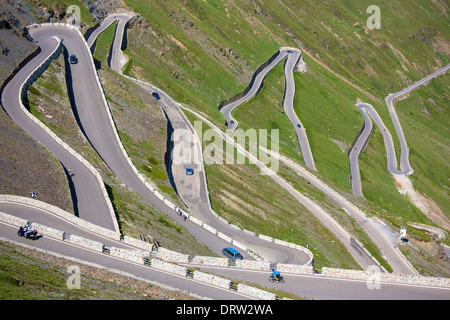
0 213 247 300
0 9 447 300
1 15 313 266
220 48 316 171
0 26 117 232
349 63 449 197
214 44 420 273
101 15 312 265
1 217 447 300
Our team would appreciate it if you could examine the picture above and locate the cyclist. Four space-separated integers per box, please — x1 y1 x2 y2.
271 268 281 282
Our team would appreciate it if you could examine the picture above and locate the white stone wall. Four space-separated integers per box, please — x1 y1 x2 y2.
0 211 28 227
258 234 273 242
2 201 449 291
30 222 64 240
217 232 232 243
110 247 149 264
68 234 104 252
276 263 315 275
236 259 271 271
193 271 231 289
154 247 190 263
0 196 121 241
232 240 247 252
237 284 277 300
189 215 203 226
122 236 153 251
322 267 450 288
151 259 187 277
202 223 217 235
192 256 229 267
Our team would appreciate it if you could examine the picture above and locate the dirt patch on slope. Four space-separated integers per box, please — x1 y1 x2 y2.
393 174 450 231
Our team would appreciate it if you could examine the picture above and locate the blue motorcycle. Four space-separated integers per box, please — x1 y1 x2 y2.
17 226 38 240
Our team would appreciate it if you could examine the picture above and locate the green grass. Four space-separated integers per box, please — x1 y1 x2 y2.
124 0 282 120
18 0 449 274
123 0 449 120
184 110 360 270
118 0 450 271
0 240 198 299
93 20 118 66
394 74 450 230
0 241 131 299
229 51 432 227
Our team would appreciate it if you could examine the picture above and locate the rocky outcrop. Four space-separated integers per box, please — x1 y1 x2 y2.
0 0 43 83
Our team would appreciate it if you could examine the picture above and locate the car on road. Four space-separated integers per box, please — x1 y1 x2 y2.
186 168 194 175
69 54 78 64
152 92 161 100
297 123 301 128
222 247 243 261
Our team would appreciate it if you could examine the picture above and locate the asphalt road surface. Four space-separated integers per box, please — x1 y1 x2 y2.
0 26 116 232
220 48 316 171
348 64 449 197
1 13 447 299
0 220 248 300
99 14 312 265
1 217 448 300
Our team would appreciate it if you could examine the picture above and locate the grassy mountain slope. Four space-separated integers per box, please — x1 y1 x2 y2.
121 0 449 274
1 0 448 275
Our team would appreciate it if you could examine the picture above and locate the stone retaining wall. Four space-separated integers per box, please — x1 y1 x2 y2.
192 256 229 267
122 236 153 251
68 234 104 252
110 247 149 264
1 209 448 290
0 196 121 241
0 211 28 227
236 259 271 271
151 259 187 277
237 284 277 300
154 247 190 264
193 271 231 289
276 263 315 275
30 222 64 240
322 267 450 288
217 232 232 243
21 37 63 94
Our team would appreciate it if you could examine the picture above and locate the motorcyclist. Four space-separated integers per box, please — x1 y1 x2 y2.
24 222 36 237
23 222 31 233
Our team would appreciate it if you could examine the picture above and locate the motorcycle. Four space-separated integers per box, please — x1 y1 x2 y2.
17 226 38 240
268 274 285 284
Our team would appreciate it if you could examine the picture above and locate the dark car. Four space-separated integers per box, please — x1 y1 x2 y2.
186 168 194 175
69 54 78 64
222 247 243 261
152 92 161 100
